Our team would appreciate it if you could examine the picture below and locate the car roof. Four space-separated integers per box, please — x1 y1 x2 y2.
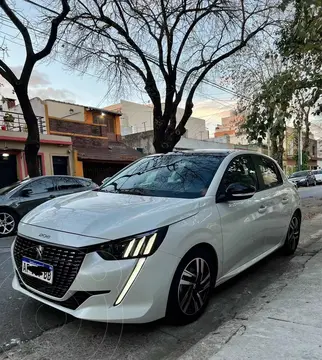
146 149 262 157
28 175 92 181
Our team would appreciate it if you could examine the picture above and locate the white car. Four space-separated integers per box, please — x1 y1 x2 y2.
313 170 322 184
11 150 301 325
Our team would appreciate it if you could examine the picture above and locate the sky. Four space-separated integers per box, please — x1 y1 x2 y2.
0 0 236 135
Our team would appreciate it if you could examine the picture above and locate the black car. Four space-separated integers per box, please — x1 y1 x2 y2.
0 175 98 237
288 170 317 187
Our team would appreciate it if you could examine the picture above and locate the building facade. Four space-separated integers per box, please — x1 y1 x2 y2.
106 100 209 140
214 110 247 145
44 99 142 184
0 103 73 188
284 127 318 174
123 130 262 156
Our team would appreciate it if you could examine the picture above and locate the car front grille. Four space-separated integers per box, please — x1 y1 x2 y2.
14 235 86 299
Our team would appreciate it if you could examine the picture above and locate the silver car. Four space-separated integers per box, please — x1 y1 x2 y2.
12 150 301 325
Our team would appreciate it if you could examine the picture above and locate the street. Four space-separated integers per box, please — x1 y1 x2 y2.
0 192 321 359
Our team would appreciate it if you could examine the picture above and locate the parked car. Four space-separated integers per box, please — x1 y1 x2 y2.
288 170 316 187
0 175 98 237
12 150 301 325
313 169 322 184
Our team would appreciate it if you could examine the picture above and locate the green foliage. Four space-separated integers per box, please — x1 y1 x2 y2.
241 70 294 143
293 151 309 170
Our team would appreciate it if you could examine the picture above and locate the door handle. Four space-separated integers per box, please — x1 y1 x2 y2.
258 205 267 214
282 197 289 204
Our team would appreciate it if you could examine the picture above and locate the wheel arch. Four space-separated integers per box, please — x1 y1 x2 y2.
182 242 219 280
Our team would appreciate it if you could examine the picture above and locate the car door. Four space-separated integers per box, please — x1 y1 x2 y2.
14 177 57 216
252 155 291 252
216 154 268 275
54 176 88 197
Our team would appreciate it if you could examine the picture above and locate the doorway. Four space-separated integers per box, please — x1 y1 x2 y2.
53 156 69 175
0 154 18 188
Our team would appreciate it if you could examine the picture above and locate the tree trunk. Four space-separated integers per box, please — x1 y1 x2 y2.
15 86 40 177
302 113 310 156
277 133 285 169
153 114 182 153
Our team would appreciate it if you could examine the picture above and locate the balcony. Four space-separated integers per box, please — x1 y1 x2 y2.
0 110 46 134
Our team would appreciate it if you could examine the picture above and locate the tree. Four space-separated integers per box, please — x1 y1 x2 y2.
0 0 70 177
240 70 294 167
62 0 281 153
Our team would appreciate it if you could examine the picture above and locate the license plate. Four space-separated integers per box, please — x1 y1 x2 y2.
21 257 54 284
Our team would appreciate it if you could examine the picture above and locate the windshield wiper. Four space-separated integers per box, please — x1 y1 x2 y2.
116 188 149 195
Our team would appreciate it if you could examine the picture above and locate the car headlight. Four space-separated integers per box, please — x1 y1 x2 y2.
96 227 168 260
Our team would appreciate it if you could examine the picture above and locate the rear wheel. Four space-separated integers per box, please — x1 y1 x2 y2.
0 210 18 238
282 213 301 255
166 248 216 325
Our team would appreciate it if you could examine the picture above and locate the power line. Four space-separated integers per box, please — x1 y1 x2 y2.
23 0 249 100
0 14 237 110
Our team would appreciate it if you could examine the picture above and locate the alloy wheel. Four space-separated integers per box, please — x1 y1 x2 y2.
178 257 211 316
0 212 15 236
288 216 300 251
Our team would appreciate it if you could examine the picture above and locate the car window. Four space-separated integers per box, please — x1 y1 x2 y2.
56 177 84 191
217 155 258 198
23 178 55 195
77 178 92 187
100 154 226 199
256 156 283 189
289 171 309 178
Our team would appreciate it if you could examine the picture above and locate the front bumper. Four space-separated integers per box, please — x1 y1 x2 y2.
12 238 180 323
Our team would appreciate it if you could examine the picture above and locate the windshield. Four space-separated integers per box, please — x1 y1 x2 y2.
100 153 226 198
313 170 322 175
289 171 309 178
0 181 23 195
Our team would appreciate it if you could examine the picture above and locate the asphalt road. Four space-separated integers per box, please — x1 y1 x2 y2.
298 184 322 199
0 195 321 359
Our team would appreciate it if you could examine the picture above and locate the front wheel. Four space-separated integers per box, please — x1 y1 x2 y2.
0 210 18 238
281 213 301 255
166 248 216 325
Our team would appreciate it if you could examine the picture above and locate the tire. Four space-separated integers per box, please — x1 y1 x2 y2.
281 213 301 256
0 210 18 238
166 247 216 325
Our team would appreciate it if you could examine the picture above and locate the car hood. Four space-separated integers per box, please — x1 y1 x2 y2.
20 190 200 240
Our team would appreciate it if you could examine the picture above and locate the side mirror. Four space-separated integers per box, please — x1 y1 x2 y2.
225 183 256 201
21 188 32 197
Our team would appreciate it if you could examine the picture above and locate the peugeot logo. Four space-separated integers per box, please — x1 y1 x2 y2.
39 233 50 239
36 245 44 260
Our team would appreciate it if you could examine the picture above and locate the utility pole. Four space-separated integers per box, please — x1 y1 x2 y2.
298 126 302 171
142 121 147 132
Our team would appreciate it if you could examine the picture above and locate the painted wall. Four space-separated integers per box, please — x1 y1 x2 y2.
46 100 85 122
0 131 73 178
106 100 209 140
123 130 234 155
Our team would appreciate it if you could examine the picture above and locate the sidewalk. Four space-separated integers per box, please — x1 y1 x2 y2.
180 242 322 360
